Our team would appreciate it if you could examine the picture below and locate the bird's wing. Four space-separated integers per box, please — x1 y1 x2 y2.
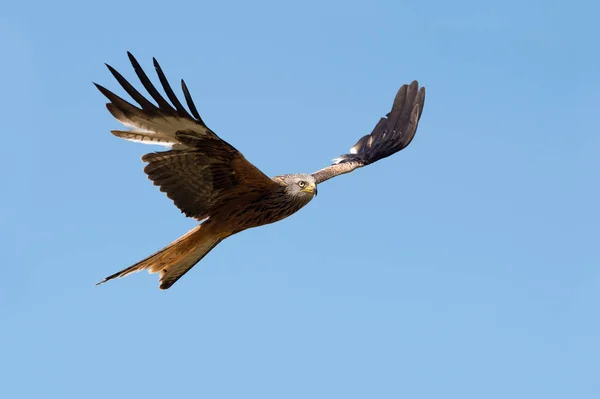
311 81 425 184
95 52 279 220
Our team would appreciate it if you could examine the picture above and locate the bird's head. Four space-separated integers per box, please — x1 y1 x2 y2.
281 173 318 199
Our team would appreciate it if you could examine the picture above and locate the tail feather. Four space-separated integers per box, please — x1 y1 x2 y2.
97 224 222 290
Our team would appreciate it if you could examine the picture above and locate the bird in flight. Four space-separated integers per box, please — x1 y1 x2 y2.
95 52 426 290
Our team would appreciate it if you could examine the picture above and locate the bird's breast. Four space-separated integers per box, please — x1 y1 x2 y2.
214 192 311 233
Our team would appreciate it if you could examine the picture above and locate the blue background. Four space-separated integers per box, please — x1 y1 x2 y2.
2 0 599 397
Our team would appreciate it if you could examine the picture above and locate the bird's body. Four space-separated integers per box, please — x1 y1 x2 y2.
205 173 318 235
95 53 426 290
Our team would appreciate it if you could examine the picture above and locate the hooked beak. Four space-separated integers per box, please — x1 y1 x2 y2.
302 183 318 196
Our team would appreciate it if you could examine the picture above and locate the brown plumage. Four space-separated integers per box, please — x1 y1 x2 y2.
95 53 426 290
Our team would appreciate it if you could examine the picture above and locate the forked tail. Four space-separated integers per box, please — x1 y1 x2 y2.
96 223 223 290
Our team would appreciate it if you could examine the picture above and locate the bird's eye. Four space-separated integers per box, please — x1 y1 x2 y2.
298 181 306 188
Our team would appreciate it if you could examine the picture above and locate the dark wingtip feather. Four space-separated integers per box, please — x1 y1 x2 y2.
152 57 192 118
94 82 115 100
105 62 157 112
94 82 140 117
181 79 205 124
152 57 161 73
126 53 176 112
417 86 426 121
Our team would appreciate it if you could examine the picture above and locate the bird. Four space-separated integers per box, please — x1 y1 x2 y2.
94 52 426 290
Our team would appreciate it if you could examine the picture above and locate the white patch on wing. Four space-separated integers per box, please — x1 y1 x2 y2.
106 103 210 149
107 103 209 143
114 114 206 136
349 145 359 154
111 130 178 147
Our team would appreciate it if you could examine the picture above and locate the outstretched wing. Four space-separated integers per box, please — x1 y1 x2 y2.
95 52 279 220
311 81 425 184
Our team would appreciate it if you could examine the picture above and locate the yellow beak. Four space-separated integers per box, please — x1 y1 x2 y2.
301 183 318 196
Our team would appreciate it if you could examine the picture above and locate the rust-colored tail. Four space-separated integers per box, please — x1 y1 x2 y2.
97 223 223 290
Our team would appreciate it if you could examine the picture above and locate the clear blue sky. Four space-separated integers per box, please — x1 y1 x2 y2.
2 0 599 397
